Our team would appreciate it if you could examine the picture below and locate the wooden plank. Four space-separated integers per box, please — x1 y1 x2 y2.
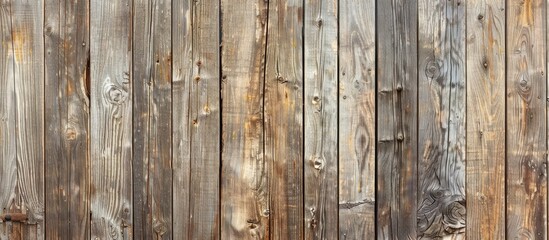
172 0 192 238
132 0 172 239
506 0 547 238
337 0 375 238
90 0 133 238
220 0 268 239
303 0 338 239
417 0 466 238
376 0 418 238
44 0 90 238
466 0 506 238
264 0 304 238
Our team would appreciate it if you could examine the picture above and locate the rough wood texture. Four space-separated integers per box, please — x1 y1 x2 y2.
220 0 269 239
303 0 338 239
44 0 90 238
506 0 547 238
417 0 466 239
264 0 304 238
133 0 172 239
376 0 418 238
466 0 506 238
338 0 375 238
90 0 133 238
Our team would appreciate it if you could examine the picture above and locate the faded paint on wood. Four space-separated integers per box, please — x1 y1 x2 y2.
466 0 506 238
133 0 173 239
417 0 466 239
337 0 375 238
220 0 269 239
44 0 90 238
376 0 418 238
90 0 133 238
264 0 304 238
304 0 338 239
506 0 547 238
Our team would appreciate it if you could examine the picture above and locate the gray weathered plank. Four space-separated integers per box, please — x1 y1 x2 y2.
220 0 269 239
90 0 133 238
304 0 338 239
417 0 466 238
466 0 506 238
338 0 376 238
44 0 90 238
376 0 418 238
133 0 172 239
506 0 547 238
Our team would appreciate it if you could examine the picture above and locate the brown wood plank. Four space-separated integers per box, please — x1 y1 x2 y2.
337 0 375 238
417 0 466 238
220 0 269 239
264 0 304 238
44 0 90 238
303 0 338 239
376 0 418 238
466 0 506 238
132 0 172 239
90 0 133 238
506 0 547 238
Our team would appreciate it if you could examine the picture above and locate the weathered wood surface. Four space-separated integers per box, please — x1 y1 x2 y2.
90 0 133 238
338 0 375 238
506 0 547 238
417 0 466 239
466 0 506 239
132 0 172 239
220 0 268 239
44 0 90 238
377 0 418 239
303 0 338 239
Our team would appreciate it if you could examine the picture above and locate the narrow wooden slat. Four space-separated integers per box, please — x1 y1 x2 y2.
376 0 418 238
337 0 375 238
220 0 268 238
506 0 547 238
466 0 506 238
417 0 466 238
133 0 172 238
303 0 338 238
90 0 133 238
264 0 304 238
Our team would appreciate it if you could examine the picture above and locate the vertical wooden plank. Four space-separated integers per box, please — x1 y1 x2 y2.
466 0 506 238
337 0 375 238
172 0 192 238
376 0 418 238
304 0 338 239
264 0 304 238
44 0 90 238
417 0 466 238
90 0 133 238
133 0 172 239
189 0 221 238
506 0 547 238
220 0 268 239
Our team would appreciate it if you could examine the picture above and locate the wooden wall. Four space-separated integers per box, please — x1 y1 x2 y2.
0 0 548 239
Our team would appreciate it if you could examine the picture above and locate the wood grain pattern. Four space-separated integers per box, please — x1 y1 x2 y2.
466 0 506 238
90 0 133 238
417 0 466 239
337 0 375 238
376 0 418 238
264 0 304 238
44 0 90 238
303 0 338 239
220 0 269 239
506 0 547 238
133 0 172 239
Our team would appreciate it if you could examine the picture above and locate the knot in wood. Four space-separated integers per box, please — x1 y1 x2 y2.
103 82 128 105
313 157 324 170
397 134 404 142
425 58 442 79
